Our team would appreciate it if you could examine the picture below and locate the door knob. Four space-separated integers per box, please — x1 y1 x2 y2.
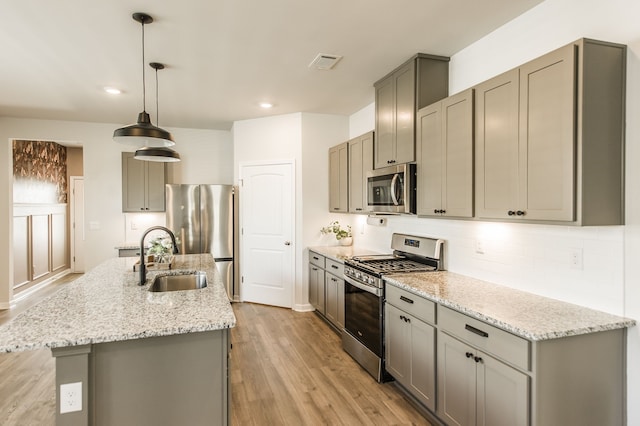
284 241 291 246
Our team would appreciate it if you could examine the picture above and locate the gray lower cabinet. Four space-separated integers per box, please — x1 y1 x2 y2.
385 303 436 411
308 251 344 330
122 152 166 212
309 253 326 314
386 286 626 426
385 285 437 411
438 331 528 426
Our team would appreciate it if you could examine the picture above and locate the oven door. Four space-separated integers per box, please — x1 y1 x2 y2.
344 277 383 357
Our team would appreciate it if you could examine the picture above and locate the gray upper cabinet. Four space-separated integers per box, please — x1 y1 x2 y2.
122 152 166 212
374 54 449 169
475 38 625 225
417 88 474 218
348 131 374 213
329 142 349 213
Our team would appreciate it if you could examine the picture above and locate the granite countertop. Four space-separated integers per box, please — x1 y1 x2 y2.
0 254 236 353
385 271 635 341
309 245 381 262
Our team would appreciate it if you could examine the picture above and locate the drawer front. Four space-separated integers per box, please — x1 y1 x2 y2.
325 258 344 277
309 251 325 268
385 284 436 325
439 306 530 370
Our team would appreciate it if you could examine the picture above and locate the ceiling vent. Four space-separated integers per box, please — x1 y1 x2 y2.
309 53 343 70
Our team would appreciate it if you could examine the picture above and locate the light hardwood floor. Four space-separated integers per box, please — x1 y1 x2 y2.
0 281 430 425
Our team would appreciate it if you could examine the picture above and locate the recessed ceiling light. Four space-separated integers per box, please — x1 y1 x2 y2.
259 102 273 109
104 87 121 95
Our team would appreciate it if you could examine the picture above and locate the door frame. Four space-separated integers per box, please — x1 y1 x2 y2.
69 176 84 273
238 159 296 307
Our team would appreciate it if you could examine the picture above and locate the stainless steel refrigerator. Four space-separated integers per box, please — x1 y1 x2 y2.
165 184 238 301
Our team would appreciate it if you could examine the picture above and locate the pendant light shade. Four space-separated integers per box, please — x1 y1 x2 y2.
134 146 181 162
113 13 175 147
113 111 175 146
135 62 180 162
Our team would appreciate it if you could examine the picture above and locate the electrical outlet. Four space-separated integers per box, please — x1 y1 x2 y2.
60 382 82 414
570 248 583 270
475 239 485 255
131 221 138 230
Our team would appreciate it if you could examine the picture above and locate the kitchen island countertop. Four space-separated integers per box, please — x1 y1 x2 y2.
385 271 635 341
0 254 236 353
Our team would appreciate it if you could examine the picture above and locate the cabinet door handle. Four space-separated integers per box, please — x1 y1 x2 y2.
474 356 483 363
312 267 318 271
465 352 474 358
465 324 489 338
331 265 339 270
516 210 526 216
356 208 363 211
508 210 516 216
399 295 414 304
331 277 337 282
312 256 319 260
333 208 340 211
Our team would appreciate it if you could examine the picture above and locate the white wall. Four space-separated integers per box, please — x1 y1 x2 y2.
233 112 348 311
0 117 232 306
347 0 640 422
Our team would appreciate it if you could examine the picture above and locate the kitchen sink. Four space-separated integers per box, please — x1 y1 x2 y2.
148 271 207 292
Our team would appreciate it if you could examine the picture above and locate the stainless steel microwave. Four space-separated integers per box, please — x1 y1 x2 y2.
366 163 416 214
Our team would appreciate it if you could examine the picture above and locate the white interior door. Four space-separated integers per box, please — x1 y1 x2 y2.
70 176 85 273
239 161 294 308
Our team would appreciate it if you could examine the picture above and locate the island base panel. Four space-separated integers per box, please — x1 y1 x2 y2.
52 330 229 426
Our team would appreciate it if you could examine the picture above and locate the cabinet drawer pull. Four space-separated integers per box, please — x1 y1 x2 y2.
399 295 414 304
331 265 339 270
313 256 319 260
465 324 489 338
312 267 318 271
331 277 337 282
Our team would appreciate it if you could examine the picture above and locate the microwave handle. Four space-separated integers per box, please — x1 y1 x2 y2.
391 173 399 206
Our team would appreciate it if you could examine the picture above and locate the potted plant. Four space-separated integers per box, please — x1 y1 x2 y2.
320 221 353 246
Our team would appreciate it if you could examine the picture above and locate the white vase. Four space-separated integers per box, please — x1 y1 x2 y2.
339 237 353 246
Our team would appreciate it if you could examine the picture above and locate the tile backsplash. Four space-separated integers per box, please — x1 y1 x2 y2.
352 215 625 316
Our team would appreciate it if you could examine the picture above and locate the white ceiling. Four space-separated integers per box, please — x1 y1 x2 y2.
0 0 543 131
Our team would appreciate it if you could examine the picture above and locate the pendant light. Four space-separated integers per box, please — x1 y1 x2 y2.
135 62 180 162
113 13 175 147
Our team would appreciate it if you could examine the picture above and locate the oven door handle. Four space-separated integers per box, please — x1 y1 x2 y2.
344 275 382 297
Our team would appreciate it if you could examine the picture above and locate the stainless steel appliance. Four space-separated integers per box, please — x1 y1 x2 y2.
165 184 238 300
342 233 444 382
366 164 416 214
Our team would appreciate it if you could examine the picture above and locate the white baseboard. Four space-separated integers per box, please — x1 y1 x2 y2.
293 303 315 312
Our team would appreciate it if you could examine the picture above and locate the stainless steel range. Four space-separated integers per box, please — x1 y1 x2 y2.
342 233 444 382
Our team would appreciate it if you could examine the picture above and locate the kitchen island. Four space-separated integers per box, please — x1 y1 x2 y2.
0 254 235 426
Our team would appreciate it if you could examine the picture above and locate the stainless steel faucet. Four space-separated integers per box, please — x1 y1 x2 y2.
139 226 179 285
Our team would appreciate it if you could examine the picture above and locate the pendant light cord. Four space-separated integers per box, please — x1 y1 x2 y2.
155 66 159 125
141 20 146 113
